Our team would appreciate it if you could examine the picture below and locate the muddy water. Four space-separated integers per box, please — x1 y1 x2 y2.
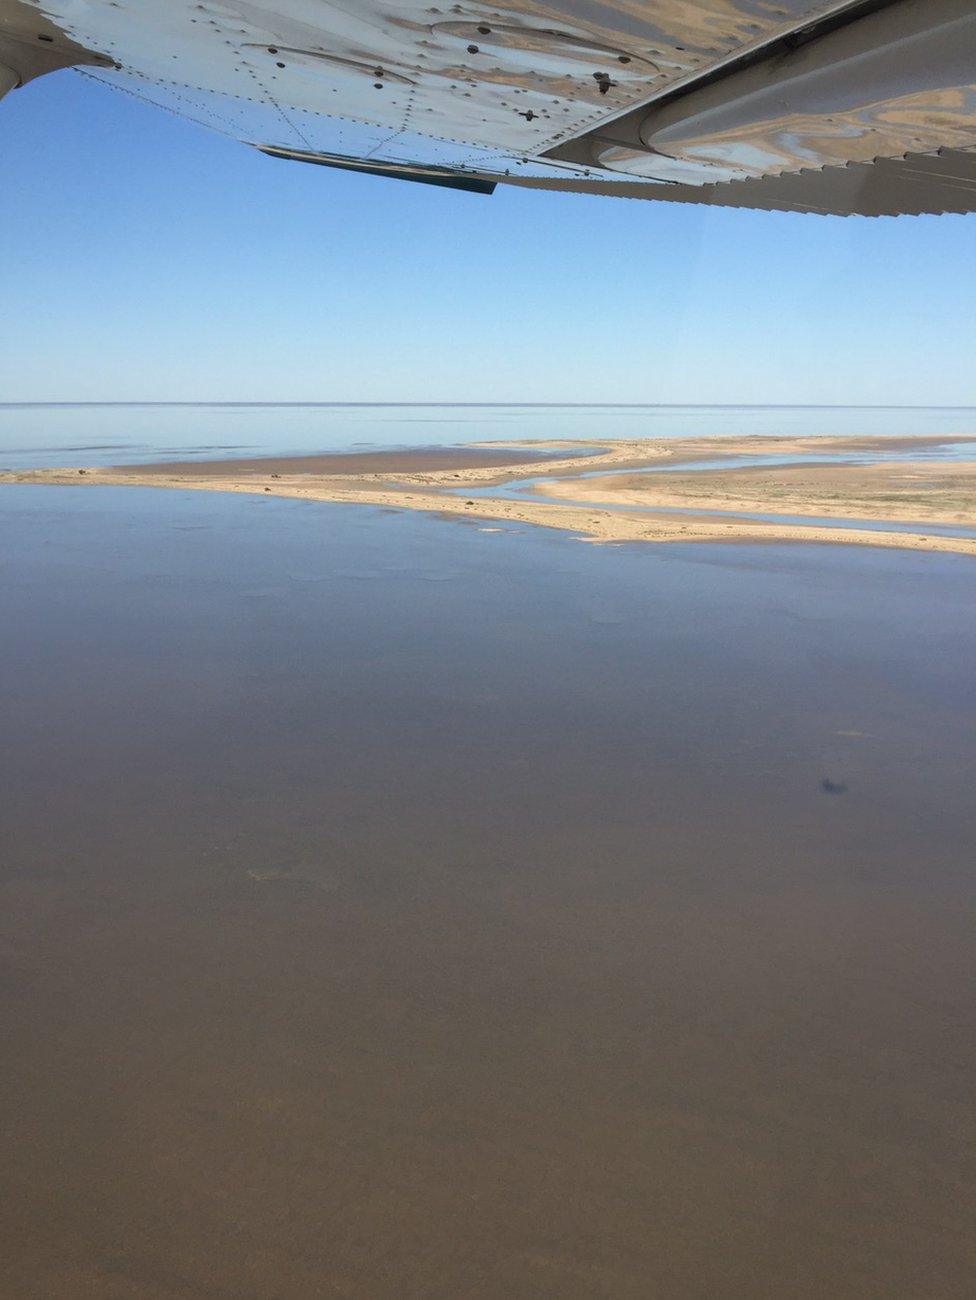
2 484 975 1297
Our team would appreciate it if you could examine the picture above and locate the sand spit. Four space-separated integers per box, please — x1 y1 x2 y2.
540 458 976 526
4 434 976 556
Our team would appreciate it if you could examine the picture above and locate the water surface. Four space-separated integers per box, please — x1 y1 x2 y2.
3 401 976 467
2 483 975 1297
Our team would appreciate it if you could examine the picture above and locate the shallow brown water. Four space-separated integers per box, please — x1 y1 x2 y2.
2 485 975 1298
108 446 575 478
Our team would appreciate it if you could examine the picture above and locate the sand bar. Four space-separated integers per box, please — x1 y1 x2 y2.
3 433 976 555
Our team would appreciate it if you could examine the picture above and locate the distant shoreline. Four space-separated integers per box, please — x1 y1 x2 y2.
4 434 976 557
4 401 976 410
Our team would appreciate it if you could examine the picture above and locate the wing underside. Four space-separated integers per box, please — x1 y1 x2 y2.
3 0 976 215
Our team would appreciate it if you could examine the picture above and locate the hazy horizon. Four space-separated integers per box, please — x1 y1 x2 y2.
5 400 976 409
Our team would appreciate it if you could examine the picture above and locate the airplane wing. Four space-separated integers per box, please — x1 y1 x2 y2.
3 0 976 216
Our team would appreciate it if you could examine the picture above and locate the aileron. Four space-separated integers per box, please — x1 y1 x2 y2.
4 0 976 216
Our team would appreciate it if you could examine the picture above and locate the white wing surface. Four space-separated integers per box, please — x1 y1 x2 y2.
4 0 976 214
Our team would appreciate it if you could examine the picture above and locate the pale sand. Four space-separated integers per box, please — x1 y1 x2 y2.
4 434 976 556
540 458 976 525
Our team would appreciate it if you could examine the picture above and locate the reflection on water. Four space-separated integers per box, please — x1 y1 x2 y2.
3 401 976 468
2 484 975 1296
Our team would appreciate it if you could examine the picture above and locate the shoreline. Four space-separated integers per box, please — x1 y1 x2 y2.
3 434 976 556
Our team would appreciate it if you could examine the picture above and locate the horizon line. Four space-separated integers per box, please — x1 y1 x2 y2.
3 401 976 411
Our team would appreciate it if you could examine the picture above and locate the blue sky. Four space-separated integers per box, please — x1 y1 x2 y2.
3 70 976 405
